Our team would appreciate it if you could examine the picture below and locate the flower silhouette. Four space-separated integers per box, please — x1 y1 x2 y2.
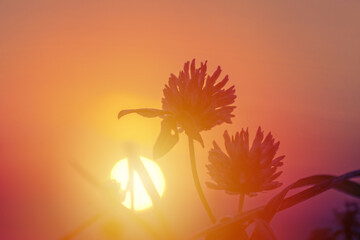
118 59 236 159
162 60 236 141
206 127 284 196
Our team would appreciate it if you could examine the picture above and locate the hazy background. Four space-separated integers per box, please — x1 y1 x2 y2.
1 0 360 239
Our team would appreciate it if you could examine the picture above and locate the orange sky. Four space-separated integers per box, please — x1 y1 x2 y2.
1 1 360 239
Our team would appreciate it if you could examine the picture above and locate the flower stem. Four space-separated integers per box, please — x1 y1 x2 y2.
238 193 245 213
188 136 216 223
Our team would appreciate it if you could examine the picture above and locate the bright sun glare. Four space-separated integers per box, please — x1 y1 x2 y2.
110 156 165 211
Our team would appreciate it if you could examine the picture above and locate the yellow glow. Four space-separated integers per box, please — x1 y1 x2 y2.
110 156 165 211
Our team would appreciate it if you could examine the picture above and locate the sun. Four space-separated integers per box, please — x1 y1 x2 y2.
110 156 166 211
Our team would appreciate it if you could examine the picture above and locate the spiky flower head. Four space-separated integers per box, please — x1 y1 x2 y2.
206 127 284 196
118 59 236 159
161 59 236 143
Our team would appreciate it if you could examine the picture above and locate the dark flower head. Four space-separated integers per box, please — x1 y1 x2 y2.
118 59 236 159
162 59 236 141
206 127 284 196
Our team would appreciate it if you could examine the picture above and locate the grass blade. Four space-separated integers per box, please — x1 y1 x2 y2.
192 169 360 239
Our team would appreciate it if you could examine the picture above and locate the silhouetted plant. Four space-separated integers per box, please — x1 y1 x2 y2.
308 202 360 240
64 59 360 240
117 60 360 239
118 59 236 223
206 128 284 213
118 59 236 159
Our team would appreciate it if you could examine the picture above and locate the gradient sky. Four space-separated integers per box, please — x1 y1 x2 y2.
1 1 360 239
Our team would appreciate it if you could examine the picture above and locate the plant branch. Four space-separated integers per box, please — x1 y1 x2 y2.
188 136 216 223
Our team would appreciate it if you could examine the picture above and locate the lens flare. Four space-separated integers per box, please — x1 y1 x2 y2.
110 156 165 211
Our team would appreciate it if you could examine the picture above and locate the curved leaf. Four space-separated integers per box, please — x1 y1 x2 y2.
262 170 360 222
118 108 170 119
290 175 360 198
192 170 360 239
153 117 179 159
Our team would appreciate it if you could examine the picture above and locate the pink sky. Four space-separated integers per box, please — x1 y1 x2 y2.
1 1 360 239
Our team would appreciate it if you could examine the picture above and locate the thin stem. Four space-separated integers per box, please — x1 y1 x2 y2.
238 193 245 213
188 136 216 223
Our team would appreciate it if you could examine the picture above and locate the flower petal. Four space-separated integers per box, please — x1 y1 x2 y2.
153 117 179 159
162 60 236 134
118 108 170 119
